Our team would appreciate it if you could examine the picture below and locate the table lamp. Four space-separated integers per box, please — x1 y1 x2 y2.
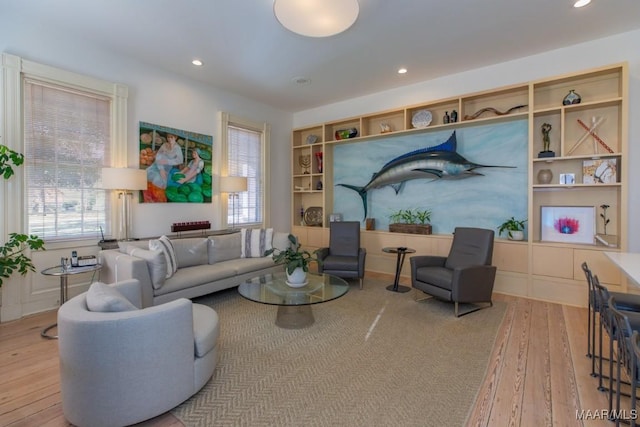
220 176 247 230
101 167 148 240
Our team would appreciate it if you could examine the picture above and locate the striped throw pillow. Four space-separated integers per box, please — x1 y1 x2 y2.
149 235 178 278
241 228 273 258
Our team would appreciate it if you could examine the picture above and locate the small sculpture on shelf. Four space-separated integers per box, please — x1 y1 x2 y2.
538 123 555 158
298 154 311 174
315 152 323 173
379 123 392 133
600 204 610 235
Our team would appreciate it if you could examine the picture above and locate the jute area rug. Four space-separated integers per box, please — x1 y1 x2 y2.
172 278 507 427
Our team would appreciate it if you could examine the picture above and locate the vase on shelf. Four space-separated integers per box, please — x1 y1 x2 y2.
537 169 553 184
315 152 323 173
562 89 581 106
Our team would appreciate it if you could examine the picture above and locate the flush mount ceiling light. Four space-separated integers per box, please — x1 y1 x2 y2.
398 68 408 74
574 0 591 7
274 0 359 37
192 59 203 66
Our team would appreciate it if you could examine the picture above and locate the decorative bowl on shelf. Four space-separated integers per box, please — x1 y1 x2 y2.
303 207 323 226
334 128 358 140
411 109 432 128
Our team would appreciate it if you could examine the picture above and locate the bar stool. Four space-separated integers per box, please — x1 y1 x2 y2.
582 262 640 378
592 276 640 393
609 297 640 426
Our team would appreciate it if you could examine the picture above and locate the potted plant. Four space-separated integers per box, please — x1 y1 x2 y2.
388 208 432 235
497 217 527 241
0 233 46 286
0 142 45 288
264 234 319 287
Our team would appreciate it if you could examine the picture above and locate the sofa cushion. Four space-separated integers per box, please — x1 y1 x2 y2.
192 304 220 358
272 232 290 252
118 240 148 253
208 233 242 264
240 228 273 258
156 263 239 296
125 246 167 290
86 282 138 312
171 237 209 268
227 256 278 275
149 235 178 278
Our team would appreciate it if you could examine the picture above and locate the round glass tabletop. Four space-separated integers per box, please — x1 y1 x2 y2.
238 272 349 307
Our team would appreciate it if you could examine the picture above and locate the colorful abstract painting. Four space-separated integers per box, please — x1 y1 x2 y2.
540 206 595 244
138 122 213 203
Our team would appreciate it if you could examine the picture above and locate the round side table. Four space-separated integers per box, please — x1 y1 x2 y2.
382 247 416 293
40 264 102 339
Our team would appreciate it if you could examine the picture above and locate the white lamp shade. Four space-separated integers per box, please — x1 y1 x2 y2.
220 176 248 193
102 168 148 191
274 0 359 38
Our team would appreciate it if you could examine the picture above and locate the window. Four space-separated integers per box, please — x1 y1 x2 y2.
220 112 270 228
24 80 111 240
2 54 128 242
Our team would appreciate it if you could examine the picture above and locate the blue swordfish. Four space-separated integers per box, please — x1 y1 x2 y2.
336 131 515 219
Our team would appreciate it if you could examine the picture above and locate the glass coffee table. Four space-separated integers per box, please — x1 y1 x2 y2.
238 272 349 329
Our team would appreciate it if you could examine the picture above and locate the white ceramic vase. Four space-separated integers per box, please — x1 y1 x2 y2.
508 230 525 241
286 267 307 287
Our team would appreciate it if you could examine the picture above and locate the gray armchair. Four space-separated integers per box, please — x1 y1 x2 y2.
410 227 497 317
57 279 219 427
317 221 366 289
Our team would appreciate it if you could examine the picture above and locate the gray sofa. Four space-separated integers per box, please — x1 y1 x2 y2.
99 231 289 307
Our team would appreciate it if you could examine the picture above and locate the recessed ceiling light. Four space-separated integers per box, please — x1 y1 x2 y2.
574 0 591 8
192 59 203 66
292 76 311 85
398 68 408 74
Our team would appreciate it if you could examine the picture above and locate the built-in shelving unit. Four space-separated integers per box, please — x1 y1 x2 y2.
290 63 628 305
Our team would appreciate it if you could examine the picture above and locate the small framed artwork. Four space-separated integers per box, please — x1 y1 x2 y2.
582 158 618 184
540 206 595 245
559 173 575 185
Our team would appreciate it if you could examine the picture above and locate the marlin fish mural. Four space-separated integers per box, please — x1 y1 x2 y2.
337 131 515 218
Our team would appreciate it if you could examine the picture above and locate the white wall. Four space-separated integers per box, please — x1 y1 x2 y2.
0 29 293 236
0 27 293 320
293 29 640 252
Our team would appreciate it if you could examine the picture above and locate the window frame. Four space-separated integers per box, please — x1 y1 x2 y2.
219 112 270 229
1 53 128 244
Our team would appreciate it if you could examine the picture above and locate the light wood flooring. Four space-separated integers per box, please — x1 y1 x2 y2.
0 277 623 427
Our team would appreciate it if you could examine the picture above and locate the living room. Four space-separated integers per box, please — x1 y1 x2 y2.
2 1 640 425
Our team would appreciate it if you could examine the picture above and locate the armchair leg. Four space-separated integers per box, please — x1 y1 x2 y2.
455 301 493 317
359 277 363 290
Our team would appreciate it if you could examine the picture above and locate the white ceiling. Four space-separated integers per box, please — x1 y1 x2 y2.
4 0 640 112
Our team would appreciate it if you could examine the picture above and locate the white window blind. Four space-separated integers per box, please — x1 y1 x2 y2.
24 79 111 241
227 124 263 226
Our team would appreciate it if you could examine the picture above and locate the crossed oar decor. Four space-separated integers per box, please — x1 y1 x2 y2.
567 116 614 155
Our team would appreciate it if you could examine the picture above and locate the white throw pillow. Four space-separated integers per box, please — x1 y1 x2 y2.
126 246 167 290
240 228 273 258
149 235 178 278
86 282 138 312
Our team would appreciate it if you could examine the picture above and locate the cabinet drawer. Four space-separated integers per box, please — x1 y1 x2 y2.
532 245 573 279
